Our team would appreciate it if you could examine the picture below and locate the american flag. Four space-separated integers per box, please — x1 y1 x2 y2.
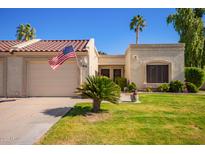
48 45 76 70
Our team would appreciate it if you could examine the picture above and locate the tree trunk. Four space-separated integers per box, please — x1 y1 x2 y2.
136 27 139 45
92 99 101 113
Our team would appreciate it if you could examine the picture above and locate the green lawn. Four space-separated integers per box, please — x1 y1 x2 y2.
39 93 205 145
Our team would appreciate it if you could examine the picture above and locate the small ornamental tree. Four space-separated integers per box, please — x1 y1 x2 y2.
77 76 121 113
185 67 205 88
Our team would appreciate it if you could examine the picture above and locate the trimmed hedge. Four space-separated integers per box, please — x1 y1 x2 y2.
185 82 198 93
157 84 170 92
114 77 127 91
127 82 137 92
185 67 205 88
169 80 184 92
145 87 152 92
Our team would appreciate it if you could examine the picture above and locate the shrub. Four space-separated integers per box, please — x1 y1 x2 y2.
77 76 121 112
185 67 205 88
127 82 137 92
169 80 184 92
185 82 198 93
114 77 127 91
157 84 170 92
145 87 152 92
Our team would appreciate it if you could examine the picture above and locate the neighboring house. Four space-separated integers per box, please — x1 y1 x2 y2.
0 39 185 97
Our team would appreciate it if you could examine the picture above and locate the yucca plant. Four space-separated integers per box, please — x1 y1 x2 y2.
77 76 121 112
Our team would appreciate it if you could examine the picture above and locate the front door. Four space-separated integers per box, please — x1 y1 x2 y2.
113 69 122 80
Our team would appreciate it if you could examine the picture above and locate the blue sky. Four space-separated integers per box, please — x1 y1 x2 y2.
0 8 179 54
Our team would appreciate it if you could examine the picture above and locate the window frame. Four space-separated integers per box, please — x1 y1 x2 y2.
146 63 169 84
100 68 110 78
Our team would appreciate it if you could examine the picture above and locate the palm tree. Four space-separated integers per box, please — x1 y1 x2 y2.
16 24 25 41
98 51 107 55
130 15 146 44
77 76 121 113
16 23 36 41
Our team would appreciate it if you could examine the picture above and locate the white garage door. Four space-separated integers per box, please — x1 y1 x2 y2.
0 60 3 96
27 60 79 96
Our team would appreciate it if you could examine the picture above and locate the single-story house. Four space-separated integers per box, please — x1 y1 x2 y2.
0 38 185 97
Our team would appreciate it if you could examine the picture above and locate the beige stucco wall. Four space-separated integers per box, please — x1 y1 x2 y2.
125 44 185 89
0 57 7 97
75 54 89 84
86 39 98 78
125 49 131 80
98 55 125 65
0 59 4 96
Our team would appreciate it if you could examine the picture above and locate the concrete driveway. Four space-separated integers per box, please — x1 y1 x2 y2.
0 97 81 145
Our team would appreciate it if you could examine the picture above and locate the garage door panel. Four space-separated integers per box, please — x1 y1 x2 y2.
0 61 3 96
27 61 79 96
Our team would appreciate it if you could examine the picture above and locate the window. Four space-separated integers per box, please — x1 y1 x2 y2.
147 65 168 83
101 69 110 77
113 69 121 80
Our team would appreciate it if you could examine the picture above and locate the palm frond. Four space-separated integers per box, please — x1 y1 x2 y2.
77 76 121 104
16 23 36 41
130 15 146 32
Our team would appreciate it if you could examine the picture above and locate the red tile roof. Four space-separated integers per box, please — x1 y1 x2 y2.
0 40 89 52
0 40 25 52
